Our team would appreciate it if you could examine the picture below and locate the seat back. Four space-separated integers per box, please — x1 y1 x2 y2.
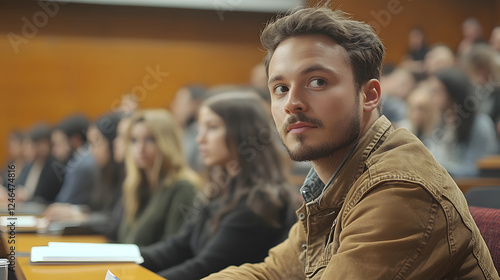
469 206 500 273
465 186 500 209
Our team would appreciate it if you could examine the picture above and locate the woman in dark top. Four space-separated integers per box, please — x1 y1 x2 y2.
140 91 297 280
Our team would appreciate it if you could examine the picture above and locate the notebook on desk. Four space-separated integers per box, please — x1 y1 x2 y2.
0 201 46 215
0 216 44 233
30 242 144 264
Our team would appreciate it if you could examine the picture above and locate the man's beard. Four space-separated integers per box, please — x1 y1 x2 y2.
280 101 361 162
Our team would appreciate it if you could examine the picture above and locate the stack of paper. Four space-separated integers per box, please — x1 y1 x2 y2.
31 242 144 264
0 216 38 227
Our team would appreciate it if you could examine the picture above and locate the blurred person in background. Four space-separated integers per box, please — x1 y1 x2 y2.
427 67 498 177
424 44 456 76
380 67 417 123
140 92 297 280
44 112 126 236
118 109 200 246
401 27 428 76
1 130 26 187
170 85 208 172
461 43 500 142
16 124 63 203
490 26 500 53
250 62 269 91
457 17 485 58
51 114 99 205
396 81 439 141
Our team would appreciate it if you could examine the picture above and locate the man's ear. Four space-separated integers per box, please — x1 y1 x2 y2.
362 79 382 113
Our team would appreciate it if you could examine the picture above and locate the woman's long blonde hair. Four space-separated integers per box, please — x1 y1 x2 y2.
123 109 200 224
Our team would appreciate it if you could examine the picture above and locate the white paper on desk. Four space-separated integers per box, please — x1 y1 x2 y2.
0 216 38 227
31 242 144 264
105 270 120 280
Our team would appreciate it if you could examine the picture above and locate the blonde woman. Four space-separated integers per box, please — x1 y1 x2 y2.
118 109 200 246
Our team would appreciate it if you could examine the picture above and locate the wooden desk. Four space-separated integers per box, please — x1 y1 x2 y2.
1 233 165 280
477 155 500 170
477 155 500 178
454 177 500 194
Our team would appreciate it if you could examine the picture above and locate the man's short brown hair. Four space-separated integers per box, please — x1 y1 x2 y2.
261 7 385 92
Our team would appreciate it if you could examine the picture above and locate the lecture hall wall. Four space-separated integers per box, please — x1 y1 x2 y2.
1 0 499 165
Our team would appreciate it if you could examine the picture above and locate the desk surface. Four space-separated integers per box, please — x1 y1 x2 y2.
477 155 500 170
1 233 165 280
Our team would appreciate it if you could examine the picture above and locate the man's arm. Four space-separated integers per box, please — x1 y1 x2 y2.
203 221 306 280
320 182 452 280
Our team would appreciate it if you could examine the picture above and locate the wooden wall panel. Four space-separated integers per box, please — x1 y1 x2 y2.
1 0 499 165
0 1 271 165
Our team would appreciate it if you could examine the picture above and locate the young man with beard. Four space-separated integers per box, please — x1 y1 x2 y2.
204 7 499 280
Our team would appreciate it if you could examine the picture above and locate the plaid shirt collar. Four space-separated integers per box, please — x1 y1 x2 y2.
299 168 324 203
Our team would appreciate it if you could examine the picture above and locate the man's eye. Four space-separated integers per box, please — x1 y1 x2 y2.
308 79 326 88
274 85 289 95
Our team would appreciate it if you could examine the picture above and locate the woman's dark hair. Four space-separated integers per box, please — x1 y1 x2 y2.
202 91 292 234
434 68 476 144
90 112 124 212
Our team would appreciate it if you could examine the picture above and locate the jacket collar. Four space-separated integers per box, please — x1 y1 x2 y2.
299 116 393 209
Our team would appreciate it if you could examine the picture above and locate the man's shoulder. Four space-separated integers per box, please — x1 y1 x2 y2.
369 127 444 176
361 127 457 199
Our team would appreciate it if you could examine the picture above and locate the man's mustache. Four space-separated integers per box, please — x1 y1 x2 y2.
281 113 324 134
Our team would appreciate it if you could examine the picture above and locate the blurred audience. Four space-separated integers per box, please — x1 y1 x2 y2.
397 81 439 141
461 43 500 136
170 85 208 172
426 68 498 177
118 109 200 246
490 26 500 52
51 114 99 205
140 92 297 280
381 67 417 123
249 62 268 91
44 112 125 233
424 44 456 75
1 130 26 186
14 124 63 203
401 27 428 76
457 17 485 57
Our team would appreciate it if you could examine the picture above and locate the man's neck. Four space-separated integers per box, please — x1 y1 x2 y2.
310 142 355 184
311 113 379 184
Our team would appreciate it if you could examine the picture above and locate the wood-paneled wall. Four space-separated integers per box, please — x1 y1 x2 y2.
1 0 499 165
